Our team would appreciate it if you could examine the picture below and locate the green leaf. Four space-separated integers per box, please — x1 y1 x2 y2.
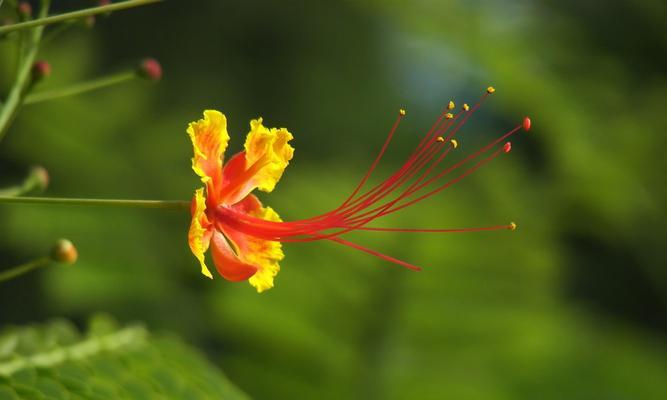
0 316 248 400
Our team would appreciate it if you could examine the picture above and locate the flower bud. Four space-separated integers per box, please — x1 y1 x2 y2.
83 15 96 29
32 60 51 82
137 58 162 81
98 0 113 17
51 239 78 264
28 165 49 192
17 2 32 20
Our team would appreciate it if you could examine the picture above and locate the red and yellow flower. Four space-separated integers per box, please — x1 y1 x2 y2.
187 110 293 292
187 89 531 292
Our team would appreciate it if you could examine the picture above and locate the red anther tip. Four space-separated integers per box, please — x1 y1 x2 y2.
32 60 51 81
98 0 112 5
503 142 512 153
523 117 531 131
137 58 162 81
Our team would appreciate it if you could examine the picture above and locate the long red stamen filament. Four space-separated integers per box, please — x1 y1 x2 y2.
214 91 527 271
353 224 514 233
327 237 422 271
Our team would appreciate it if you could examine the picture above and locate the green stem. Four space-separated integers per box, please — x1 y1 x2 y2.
0 0 50 145
0 196 190 210
0 256 51 283
0 167 46 196
0 0 49 143
25 71 137 105
0 0 162 35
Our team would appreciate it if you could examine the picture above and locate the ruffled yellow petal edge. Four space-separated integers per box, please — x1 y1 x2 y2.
187 110 230 185
244 118 294 193
245 204 285 293
188 188 213 279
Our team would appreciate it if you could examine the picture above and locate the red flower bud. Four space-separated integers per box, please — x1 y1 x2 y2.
17 2 32 19
51 239 78 264
522 117 531 132
32 60 51 81
137 58 162 81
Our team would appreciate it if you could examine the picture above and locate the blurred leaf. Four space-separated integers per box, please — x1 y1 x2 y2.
0 316 248 400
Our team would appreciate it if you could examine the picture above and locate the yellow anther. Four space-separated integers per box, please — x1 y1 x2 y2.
399 109 406 116
462 103 470 111
447 100 455 110
450 139 458 148
486 86 496 94
445 113 454 119
436 136 445 142
509 222 517 231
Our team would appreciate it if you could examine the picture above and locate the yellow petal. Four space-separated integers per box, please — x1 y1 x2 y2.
187 110 229 188
221 195 284 293
245 204 284 292
188 188 214 279
244 118 294 193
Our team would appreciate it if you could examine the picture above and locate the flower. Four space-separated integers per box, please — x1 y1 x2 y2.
187 89 531 292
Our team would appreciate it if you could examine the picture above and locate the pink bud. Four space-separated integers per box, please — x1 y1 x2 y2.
503 142 512 154
18 2 32 19
137 58 162 81
32 60 51 81
522 117 531 132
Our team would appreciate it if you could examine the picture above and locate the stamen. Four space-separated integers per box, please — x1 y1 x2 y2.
213 91 529 275
354 224 514 233
328 237 422 271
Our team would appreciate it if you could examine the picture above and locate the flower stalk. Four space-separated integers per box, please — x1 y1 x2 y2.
0 196 190 210
0 256 51 283
24 71 136 105
0 166 49 196
0 238 78 283
0 0 162 35
0 0 49 143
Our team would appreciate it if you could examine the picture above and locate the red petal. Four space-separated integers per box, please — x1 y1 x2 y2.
231 193 262 214
221 151 247 189
210 231 258 282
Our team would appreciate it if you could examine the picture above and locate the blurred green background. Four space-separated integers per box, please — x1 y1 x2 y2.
1 0 666 398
